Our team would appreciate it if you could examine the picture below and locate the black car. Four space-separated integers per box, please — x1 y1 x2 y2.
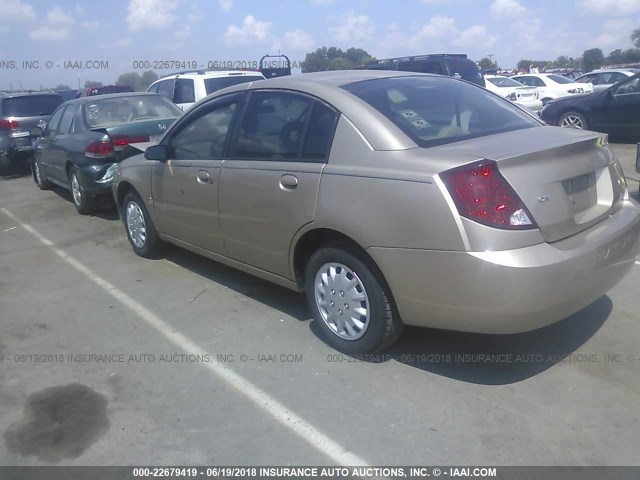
31 92 182 214
359 54 485 87
540 73 640 136
0 92 63 175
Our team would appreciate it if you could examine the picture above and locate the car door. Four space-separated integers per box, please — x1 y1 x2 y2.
601 76 640 135
36 105 67 182
219 90 339 278
150 93 243 253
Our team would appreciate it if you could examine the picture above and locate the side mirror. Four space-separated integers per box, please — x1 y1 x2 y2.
144 144 169 161
30 126 43 137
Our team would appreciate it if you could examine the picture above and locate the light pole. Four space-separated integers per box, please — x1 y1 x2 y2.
77 75 81 89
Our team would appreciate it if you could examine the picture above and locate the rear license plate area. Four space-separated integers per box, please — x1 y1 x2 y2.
562 171 597 213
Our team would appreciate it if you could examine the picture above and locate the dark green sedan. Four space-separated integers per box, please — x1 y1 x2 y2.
31 92 182 214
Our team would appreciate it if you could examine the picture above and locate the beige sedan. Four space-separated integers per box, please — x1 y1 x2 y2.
113 71 640 354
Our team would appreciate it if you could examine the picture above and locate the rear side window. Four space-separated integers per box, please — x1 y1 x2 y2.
204 76 264 95
303 102 338 161
1 95 63 117
343 76 540 148
174 79 195 104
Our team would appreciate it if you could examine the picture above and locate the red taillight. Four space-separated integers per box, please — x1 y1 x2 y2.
110 134 150 150
440 160 537 230
85 141 115 158
0 119 20 130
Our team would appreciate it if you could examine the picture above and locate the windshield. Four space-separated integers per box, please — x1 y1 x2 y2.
487 77 525 87
343 76 539 148
1 95 63 117
204 76 264 95
547 74 572 84
84 94 182 128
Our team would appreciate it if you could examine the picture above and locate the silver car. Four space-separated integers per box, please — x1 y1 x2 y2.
575 69 640 93
113 71 640 354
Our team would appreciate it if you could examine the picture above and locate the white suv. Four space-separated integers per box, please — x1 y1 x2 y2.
147 70 266 111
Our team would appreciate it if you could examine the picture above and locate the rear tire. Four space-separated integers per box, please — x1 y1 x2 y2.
559 111 588 130
123 191 165 258
32 157 52 190
305 245 403 354
69 167 95 214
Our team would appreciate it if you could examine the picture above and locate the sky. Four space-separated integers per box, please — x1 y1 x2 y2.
1 0 639 90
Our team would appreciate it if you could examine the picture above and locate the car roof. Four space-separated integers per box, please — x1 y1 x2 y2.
0 91 61 99
63 92 165 105
155 70 266 81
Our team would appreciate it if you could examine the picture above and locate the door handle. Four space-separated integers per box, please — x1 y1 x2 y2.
196 170 211 184
279 174 298 190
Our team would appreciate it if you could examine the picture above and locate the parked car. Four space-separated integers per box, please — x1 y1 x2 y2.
113 71 640 354
31 92 182 214
147 70 266 111
540 73 640 135
484 75 543 111
76 85 135 97
359 54 485 87
574 69 640 93
0 92 63 175
512 73 593 104
55 89 80 102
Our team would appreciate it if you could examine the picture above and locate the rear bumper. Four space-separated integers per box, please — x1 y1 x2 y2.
369 201 640 334
76 162 117 196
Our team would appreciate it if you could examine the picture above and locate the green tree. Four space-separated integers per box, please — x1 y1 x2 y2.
302 46 375 73
555 56 570 67
140 71 158 90
631 28 640 48
117 72 142 90
52 84 72 91
84 80 103 88
582 48 604 72
478 57 495 70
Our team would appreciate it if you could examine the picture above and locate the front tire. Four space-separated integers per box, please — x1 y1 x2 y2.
69 167 95 214
123 191 165 258
305 245 403 354
559 111 588 130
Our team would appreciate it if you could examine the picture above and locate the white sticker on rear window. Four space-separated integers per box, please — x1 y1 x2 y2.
399 109 430 129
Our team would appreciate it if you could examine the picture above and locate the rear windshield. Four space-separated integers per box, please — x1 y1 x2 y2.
547 74 572 84
204 76 264 95
1 95 63 117
487 76 525 87
84 95 182 128
342 76 540 148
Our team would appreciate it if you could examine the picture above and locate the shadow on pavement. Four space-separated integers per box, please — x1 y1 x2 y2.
386 295 612 385
50 186 120 221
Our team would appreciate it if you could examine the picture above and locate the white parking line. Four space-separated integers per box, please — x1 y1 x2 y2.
0 207 369 467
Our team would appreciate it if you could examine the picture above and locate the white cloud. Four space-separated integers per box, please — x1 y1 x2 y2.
452 25 498 49
81 20 101 29
30 26 69 41
595 19 634 49
224 15 272 45
127 0 183 32
490 0 527 18
46 6 74 24
3 0 36 22
219 0 233 11
414 15 457 39
283 29 315 51
328 11 375 44
576 0 640 15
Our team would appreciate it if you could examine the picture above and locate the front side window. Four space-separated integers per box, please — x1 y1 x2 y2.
57 105 76 135
44 106 66 138
170 100 238 160
343 76 540 148
232 91 313 159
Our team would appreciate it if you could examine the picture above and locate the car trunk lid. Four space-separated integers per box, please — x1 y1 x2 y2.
89 117 174 160
436 126 627 243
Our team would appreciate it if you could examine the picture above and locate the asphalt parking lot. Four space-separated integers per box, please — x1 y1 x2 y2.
0 141 639 467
